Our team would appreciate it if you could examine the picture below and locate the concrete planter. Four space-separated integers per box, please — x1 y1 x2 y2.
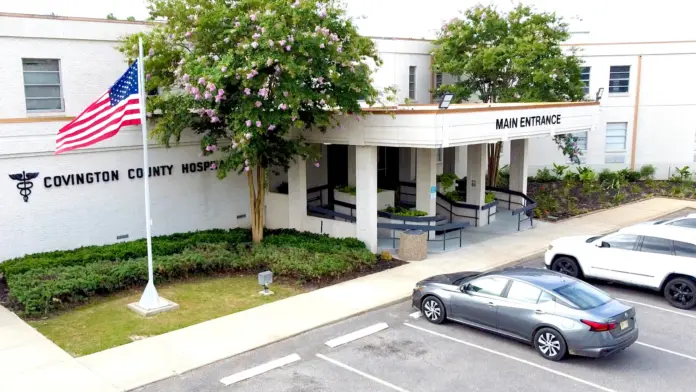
334 189 395 218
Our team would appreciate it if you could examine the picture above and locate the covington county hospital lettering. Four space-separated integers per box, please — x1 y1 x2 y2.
495 114 561 130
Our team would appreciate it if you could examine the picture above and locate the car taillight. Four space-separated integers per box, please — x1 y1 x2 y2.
581 319 616 332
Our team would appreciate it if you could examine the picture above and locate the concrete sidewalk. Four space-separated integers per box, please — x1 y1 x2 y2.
2 197 695 392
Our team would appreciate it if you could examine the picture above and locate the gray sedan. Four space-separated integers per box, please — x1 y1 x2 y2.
412 267 639 361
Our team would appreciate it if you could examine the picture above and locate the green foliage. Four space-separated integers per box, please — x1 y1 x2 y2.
7 231 376 315
639 164 656 180
380 250 393 261
563 171 580 182
126 16 136 21
437 173 459 193
444 190 464 201
533 185 559 218
597 169 616 184
106 13 117 20
576 166 595 184
617 168 641 182
533 168 556 183
0 229 250 277
381 206 428 217
497 165 509 187
669 166 692 183
485 192 496 204
335 185 385 196
552 163 568 179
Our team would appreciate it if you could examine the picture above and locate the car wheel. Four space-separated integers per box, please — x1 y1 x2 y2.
663 277 696 309
421 296 446 324
534 328 567 361
551 256 582 278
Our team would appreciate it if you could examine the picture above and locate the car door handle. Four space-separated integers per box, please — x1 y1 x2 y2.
488 302 496 307
535 309 544 314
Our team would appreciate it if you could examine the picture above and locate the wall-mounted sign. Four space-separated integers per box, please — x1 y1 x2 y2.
495 114 562 130
8 160 220 203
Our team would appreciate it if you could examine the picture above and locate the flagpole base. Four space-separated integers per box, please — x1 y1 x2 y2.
127 280 179 317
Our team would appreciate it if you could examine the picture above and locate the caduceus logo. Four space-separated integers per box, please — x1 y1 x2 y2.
9 171 40 202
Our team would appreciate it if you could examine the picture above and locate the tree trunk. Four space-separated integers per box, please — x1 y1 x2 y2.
247 166 266 243
486 142 502 187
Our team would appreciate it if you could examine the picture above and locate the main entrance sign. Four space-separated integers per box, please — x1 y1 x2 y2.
495 114 561 130
8 160 219 203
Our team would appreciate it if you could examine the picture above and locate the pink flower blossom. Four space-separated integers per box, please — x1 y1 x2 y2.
285 45 292 51
291 0 300 8
245 159 249 165
279 39 287 46
255 101 262 107
245 132 252 139
337 46 343 53
283 91 289 97
191 87 199 94
268 124 276 131
320 43 325 49
244 166 250 172
247 72 255 79
235 21 241 27
250 13 257 21
194 93 202 100
292 116 297 121
318 9 327 18
204 91 212 100
183 74 190 82
244 88 251 95
314 162 321 168
211 163 217 170
266 58 273 66
288 35 294 43
207 83 216 91
146 112 152 118
205 109 215 117
198 77 206 85
318 77 324 83
178 59 185 65
245 120 252 127
256 120 262 127
221 66 227 72
253 33 261 39
218 89 225 96
214 95 223 103
146 74 151 80
184 84 192 93
211 116 219 123
205 145 212 151
280 103 288 110
258 88 269 98
185 31 192 38
251 41 259 49
268 39 274 47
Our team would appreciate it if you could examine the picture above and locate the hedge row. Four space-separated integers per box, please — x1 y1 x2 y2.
8 241 376 315
1 228 366 277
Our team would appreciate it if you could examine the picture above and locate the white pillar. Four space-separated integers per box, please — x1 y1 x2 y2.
466 143 488 227
347 145 356 186
416 148 437 216
288 158 307 231
509 138 529 208
454 146 467 179
356 146 378 253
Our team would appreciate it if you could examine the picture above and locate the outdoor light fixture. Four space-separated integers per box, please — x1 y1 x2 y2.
439 93 455 109
258 271 274 296
595 87 604 102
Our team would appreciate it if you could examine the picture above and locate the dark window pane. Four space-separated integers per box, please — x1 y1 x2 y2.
468 277 508 297
506 281 542 304
640 236 674 255
667 219 696 228
609 80 630 87
26 98 62 111
539 292 554 303
609 86 628 93
23 59 59 71
610 65 630 73
554 282 612 310
604 234 639 250
674 241 696 257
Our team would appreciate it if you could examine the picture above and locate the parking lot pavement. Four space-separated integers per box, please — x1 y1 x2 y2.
135 209 696 392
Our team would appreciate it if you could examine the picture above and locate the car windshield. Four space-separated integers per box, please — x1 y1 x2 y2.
553 282 612 310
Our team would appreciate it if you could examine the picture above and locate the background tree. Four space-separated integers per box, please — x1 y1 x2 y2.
120 0 381 243
106 13 117 20
127 16 136 21
432 4 585 187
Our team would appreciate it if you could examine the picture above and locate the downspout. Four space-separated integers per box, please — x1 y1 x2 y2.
630 55 643 170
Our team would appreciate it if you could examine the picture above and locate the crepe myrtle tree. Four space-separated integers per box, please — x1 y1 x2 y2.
432 4 585 187
120 0 382 243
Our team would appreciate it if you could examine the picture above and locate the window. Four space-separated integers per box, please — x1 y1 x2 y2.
538 292 555 303
408 66 417 100
674 241 696 258
467 277 508 297
604 233 639 250
639 236 674 256
571 131 588 154
609 65 630 93
605 122 627 151
580 66 591 95
437 148 443 162
506 281 542 304
22 59 63 112
434 72 443 101
667 218 696 229
553 282 611 310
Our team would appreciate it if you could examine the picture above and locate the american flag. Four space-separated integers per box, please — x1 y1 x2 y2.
56 61 142 154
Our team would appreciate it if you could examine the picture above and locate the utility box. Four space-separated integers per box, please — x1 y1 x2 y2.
399 230 428 261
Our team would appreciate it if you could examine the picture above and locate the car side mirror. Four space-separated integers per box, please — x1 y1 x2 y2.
460 283 470 293
595 241 609 248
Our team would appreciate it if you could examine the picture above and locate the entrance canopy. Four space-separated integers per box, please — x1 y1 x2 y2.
301 101 600 148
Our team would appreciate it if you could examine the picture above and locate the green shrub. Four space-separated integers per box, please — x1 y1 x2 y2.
598 169 616 184
533 168 555 183
576 166 596 183
436 173 459 193
552 163 568 179
639 164 656 180
617 168 641 182
335 185 384 195
669 166 692 183
485 192 496 204
444 190 464 201
381 206 428 217
0 229 251 277
497 165 509 187
8 238 377 315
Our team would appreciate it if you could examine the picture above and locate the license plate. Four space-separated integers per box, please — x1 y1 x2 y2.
620 320 629 330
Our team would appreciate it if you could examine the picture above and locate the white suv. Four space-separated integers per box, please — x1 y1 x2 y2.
638 213 696 229
544 224 696 309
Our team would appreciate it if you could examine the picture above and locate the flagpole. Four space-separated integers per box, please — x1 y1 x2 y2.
136 36 161 310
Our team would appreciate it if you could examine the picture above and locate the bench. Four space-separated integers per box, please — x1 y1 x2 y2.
377 221 470 250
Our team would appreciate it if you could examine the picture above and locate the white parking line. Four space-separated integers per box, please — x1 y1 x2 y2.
617 298 696 320
316 354 411 392
637 342 696 361
409 311 421 319
219 353 301 386
325 322 389 348
404 323 616 392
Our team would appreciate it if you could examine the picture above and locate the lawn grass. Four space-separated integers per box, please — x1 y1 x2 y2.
28 274 304 357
